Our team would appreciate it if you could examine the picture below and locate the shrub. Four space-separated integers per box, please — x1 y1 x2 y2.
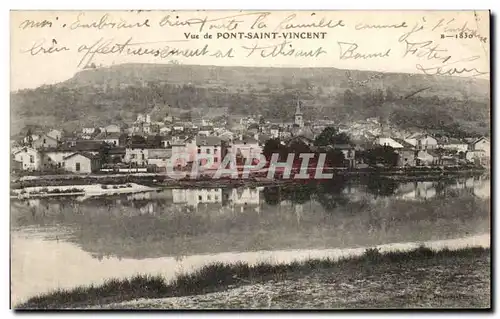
113 186 118 189
126 183 132 187
363 247 382 262
101 185 108 189
40 187 49 193
20 189 27 194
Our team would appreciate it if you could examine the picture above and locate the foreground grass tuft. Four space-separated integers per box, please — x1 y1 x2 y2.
16 246 490 309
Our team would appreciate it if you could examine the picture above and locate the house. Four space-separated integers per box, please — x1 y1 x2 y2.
124 145 149 167
147 148 173 171
270 125 280 138
94 132 121 146
217 130 235 142
198 125 214 137
415 150 435 166
392 138 416 167
82 127 95 135
71 140 109 155
331 144 356 168
374 137 403 149
47 129 62 141
438 137 469 152
161 135 173 148
231 136 262 160
397 149 416 167
63 152 101 173
33 134 58 149
171 138 197 168
40 141 108 168
466 150 489 166
160 127 172 135
108 147 126 164
284 136 315 148
13 147 41 171
42 149 75 169
195 136 223 169
173 123 186 132
405 133 438 150
469 137 490 153
22 134 40 145
104 124 121 133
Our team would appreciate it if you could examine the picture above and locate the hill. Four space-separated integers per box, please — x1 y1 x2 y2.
10 63 490 137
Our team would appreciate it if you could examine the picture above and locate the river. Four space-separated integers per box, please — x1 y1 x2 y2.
10 175 490 306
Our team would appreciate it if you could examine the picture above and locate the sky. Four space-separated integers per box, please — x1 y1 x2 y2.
10 10 490 91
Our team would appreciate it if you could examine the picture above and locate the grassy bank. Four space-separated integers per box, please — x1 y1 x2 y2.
16 246 490 309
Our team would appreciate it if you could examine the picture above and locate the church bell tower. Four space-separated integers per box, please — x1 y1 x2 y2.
294 97 304 128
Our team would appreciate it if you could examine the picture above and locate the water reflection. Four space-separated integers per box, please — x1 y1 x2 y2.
11 175 490 258
10 174 491 306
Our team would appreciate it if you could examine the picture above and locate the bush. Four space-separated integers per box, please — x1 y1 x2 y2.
101 185 108 189
112 185 118 189
40 187 49 193
363 247 382 262
126 183 132 187
20 189 27 194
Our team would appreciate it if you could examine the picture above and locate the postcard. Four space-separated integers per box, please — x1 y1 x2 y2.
10 10 490 310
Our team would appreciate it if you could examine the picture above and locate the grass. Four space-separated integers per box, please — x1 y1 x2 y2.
15 245 490 309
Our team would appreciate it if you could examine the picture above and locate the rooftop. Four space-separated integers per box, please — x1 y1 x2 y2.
196 136 222 146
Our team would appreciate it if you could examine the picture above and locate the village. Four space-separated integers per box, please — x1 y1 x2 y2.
10 100 490 177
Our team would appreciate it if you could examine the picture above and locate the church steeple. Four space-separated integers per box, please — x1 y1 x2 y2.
295 96 302 115
294 96 304 128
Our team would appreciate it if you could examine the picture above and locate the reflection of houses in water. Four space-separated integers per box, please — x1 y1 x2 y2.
26 198 41 208
395 176 489 201
126 192 152 201
341 184 366 201
448 176 490 199
172 188 224 207
226 187 263 213
396 181 437 201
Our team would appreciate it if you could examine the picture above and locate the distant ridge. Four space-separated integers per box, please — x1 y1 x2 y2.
11 63 490 136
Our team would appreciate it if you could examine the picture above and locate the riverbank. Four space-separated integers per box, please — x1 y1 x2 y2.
10 167 487 189
16 246 490 310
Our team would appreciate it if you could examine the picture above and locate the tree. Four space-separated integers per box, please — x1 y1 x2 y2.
25 128 33 147
146 134 163 148
263 187 281 205
363 146 399 167
314 127 338 147
130 135 147 145
263 138 286 160
325 149 346 167
314 127 351 147
366 177 398 197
